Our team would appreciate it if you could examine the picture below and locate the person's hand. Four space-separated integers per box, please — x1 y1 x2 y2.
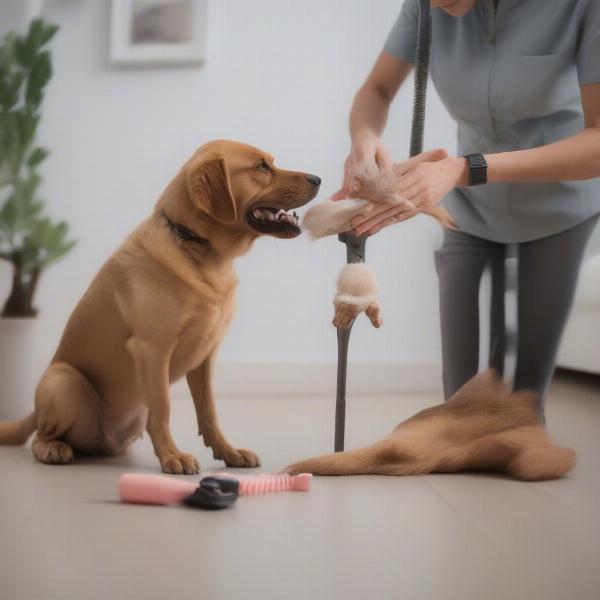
351 151 466 236
331 132 393 201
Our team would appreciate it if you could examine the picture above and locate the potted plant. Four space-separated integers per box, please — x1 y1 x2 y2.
0 19 75 418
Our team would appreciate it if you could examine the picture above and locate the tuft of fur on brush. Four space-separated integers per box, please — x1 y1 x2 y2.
333 263 381 329
302 199 367 239
285 370 576 481
302 195 455 239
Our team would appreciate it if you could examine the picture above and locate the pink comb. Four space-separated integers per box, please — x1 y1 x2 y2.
213 472 312 495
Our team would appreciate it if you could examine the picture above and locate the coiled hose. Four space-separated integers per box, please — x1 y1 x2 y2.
410 0 432 158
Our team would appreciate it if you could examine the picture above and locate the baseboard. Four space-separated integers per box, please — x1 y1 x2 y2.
171 361 443 397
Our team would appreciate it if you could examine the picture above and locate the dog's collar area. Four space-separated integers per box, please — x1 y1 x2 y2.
162 212 209 245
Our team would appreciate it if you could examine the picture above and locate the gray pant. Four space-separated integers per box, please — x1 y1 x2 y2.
435 216 599 410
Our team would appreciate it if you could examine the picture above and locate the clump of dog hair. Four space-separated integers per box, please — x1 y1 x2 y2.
335 263 380 309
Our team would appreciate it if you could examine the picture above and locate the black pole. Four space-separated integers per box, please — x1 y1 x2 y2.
334 233 367 452
333 0 431 451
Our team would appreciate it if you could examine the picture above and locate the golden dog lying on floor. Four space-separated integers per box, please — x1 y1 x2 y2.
0 140 320 474
286 371 575 481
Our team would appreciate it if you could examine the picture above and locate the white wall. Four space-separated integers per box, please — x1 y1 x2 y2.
0 0 457 390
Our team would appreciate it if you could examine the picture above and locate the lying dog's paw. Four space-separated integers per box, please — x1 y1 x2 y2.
365 302 382 328
160 452 200 475
333 302 360 329
217 447 261 468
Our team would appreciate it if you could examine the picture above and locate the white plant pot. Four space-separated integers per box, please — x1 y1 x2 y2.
0 317 45 420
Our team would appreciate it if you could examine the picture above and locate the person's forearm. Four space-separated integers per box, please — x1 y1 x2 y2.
484 127 600 183
349 84 392 143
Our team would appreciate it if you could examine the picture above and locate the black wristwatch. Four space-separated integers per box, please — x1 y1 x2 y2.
465 153 488 186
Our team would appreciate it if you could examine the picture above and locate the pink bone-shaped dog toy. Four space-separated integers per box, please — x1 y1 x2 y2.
119 472 312 505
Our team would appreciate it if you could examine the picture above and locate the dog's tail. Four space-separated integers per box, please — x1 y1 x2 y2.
284 439 418 477
0 412 37 445
285 448 376 476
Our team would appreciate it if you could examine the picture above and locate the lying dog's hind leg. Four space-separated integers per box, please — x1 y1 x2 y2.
493 426 576 481
507 445 576 481
187 351 261 468
32 363 102 465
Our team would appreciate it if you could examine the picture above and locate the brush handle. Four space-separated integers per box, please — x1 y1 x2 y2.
119 473 196 505
213 472 312 495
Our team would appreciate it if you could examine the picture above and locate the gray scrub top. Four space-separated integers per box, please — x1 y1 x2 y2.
384 0 600 243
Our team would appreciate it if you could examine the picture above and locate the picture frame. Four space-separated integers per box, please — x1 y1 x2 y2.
110 0 207 66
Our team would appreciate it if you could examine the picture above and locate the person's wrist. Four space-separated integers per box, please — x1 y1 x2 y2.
352 129 378 151
445 156 469 187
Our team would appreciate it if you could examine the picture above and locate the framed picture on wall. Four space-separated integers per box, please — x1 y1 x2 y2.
110 0 207 66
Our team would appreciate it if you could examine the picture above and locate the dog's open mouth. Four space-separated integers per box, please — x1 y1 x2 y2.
246 206 302 238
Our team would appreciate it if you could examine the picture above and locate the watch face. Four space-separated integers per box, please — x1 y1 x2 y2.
467 154 487 168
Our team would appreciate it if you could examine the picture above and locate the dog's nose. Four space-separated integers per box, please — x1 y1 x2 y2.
306 174 321 188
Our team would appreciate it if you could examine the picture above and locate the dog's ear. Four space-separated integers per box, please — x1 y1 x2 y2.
187 156 237 224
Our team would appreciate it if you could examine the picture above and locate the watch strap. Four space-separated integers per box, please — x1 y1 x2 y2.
465 153 488 186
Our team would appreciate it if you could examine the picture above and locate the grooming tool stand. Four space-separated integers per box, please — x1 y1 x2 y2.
333 0 431 452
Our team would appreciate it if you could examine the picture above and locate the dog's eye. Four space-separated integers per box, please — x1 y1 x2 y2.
256 160 270 173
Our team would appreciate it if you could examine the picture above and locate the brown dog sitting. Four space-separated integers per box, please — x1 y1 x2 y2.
286 371 575 481
0 140 320 474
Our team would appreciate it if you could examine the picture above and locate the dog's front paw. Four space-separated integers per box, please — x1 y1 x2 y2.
216 446 261 468
160 452 200 475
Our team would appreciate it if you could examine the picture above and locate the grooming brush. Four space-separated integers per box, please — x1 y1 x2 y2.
118 471 311 509
118 473 239 510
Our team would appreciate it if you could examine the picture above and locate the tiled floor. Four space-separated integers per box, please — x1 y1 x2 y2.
1 370 598 600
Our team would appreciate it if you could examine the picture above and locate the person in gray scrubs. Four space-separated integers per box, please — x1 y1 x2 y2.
333 0 600 410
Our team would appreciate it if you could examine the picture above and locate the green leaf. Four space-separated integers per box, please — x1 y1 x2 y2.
15 108 40 156
0 193 19 232
27 147 48 168
25 51 51 107
22 217 75 268
13 37 32 69
0 71 23 111
0 173 44 238
45 239 76 266
0 112 17 167
27 19 58 53
0 110 40 175
0 32 17 66
14 20 58 69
